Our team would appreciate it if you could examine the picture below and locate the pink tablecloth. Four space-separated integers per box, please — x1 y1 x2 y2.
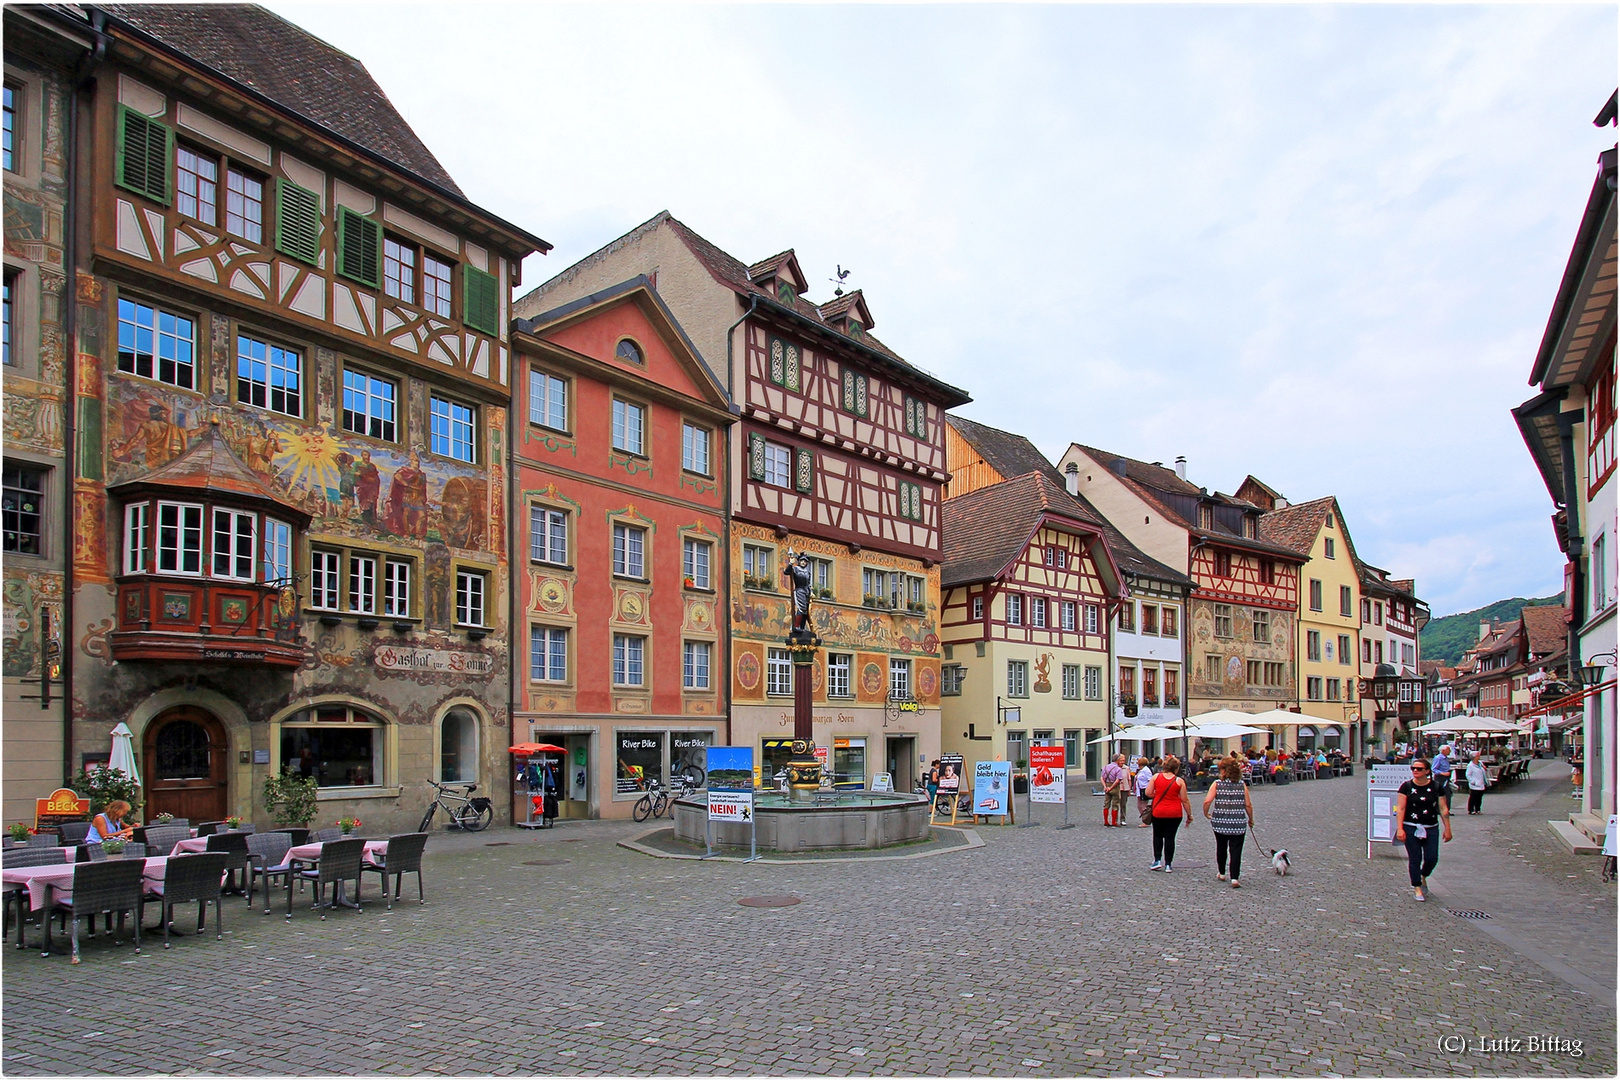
1 856 168 911
286 840 387 864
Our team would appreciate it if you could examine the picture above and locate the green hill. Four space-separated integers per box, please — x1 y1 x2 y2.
1419 593 1564 665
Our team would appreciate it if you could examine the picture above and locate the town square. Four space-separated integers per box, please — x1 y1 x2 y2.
1 2 1616 1076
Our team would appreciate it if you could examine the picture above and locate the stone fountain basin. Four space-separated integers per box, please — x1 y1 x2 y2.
671 791 932 851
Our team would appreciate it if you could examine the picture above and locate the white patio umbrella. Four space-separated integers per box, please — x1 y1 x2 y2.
1162 721 1269 741
1418 715 1518 735
1087 726 1183 745
108 722 141 785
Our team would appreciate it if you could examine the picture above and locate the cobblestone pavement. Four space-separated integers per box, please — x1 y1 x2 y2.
3 763 1614 1077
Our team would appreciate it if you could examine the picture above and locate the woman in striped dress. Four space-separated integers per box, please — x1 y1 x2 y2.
1202 758 1254 888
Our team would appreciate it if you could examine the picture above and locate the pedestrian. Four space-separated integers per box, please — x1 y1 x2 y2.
1393 756 1452 901
1147 755 1192 873
1102 753 1127 827
1464 751 1488 815
1202 758 1254 887
926 760 940 805
1135 756 1154 827
1431 744 1454 809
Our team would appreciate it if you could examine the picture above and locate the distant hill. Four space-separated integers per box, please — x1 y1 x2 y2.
1419 594 1564 665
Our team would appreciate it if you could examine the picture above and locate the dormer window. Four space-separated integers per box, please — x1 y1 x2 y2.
1242 514 1256 539
848 321 864 340
1198 504 1213 530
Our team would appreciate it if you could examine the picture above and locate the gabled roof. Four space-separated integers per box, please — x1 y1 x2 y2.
1521 604 1571 658
1072 444 1203 498
98 4 460 195
746 250 807 294
1257 495 1337 556
818 289 874 330
946 416 1191 588
1236 475 1286 511
942 471 1106 588
1529 145 1617 390
108 422 308 522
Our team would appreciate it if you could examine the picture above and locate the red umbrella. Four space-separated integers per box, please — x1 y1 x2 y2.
509 743 566 755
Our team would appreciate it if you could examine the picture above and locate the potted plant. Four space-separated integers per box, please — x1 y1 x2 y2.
152 811 175 825
683 576 696 589
223 815 243 830
8 822 31 846
101 837 127 857
336 816 362 836
262 768 319 829
1013 757 1030 794
71 764 142 817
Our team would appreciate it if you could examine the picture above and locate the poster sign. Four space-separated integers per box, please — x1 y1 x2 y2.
1367 763 1414 852
872 773 893 792
706 747 754 791
34 788 88 832
1028 746 1066 804
974 760 1011 817
938 753 964 792
708 789 754 823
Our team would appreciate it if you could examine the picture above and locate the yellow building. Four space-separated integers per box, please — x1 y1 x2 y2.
1256 494 1362 754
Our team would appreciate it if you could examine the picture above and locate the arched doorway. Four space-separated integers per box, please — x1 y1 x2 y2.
143 707 228 822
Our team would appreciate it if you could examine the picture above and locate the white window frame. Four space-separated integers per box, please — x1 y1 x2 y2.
210 508 256 581
1062 664 1080 700
430 395 476 463
531 505 568 565
683 640 711 690
682 422 711 475
827 653 852 698
766 647 792 696
1006 594 1023 626
1007 660 1028 698
236 332 302 418
1061 600 1076 632
613 523 646 579
529 369 568 431
124 502 150 574
613 634 646 687
1084 666 1102 700
890 657 912 699
342 368 397 442
262 518 291 584
612 398 646 456
455 569 486 627
763 441 792 487
156 501 204 576
118 298 197 390
310 549 341 610
1030 596 1047 628
383 558 411 617
531 626 568 682
683 537 711 590
1084 604 1099 634
349 553 377 615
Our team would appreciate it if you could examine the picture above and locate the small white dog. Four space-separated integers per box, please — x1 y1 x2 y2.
1269 849 1291 876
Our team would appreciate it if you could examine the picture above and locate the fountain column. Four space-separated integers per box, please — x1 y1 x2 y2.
781 547 822 799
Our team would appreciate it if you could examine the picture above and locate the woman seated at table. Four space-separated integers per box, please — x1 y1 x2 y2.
84 800 135 844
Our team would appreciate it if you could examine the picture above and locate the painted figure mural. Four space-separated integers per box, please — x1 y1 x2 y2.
385 450 430 539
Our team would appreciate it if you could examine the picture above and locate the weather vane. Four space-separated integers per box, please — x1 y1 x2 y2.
830 264 851 296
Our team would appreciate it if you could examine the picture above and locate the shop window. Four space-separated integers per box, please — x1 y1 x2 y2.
281 706 383 787
616 731 663 794
672 732 712 781
439 707 479 784
832 737 867 790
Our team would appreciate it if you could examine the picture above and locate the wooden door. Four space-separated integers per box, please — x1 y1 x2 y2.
143 707 228 823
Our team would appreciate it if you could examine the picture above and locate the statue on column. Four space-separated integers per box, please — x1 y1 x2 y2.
782 547 814 637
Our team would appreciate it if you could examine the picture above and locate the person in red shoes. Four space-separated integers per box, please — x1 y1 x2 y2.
1101 753 1128 827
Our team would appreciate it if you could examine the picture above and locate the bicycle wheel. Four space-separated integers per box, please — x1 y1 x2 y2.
633 794 653 822
654 792 671 818
677 761 706 787
418 803 438 833
455 802 493 832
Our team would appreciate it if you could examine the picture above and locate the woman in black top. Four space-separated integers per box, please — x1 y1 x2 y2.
1393 757 1452 901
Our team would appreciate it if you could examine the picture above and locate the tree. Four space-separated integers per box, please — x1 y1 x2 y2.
262 768 319 828
71 766 142 815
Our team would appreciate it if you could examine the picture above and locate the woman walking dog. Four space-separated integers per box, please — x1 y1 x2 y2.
1202 758 1254 887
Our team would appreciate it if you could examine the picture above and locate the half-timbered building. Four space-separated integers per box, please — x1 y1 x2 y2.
1059 446 1306 746
944 416 1191 776
1 5 548 831
516 213 971 790
509 277 732 820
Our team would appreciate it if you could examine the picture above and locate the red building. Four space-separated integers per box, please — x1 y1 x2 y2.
510 278 732 819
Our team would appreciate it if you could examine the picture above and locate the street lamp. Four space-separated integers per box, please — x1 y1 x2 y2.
1578 652 1616 688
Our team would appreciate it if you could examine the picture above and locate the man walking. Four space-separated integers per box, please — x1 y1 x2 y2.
1431 744 1454 810
1464 751 1488 815
1102 754 1127 827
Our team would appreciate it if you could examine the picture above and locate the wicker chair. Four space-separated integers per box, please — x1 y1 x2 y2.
245 832 294 913
140 825 190 857
205 832 251 894
360 833 427 911
122 843 147 858
46 860 145 962
26 832 57 848
142 852 229 949
58 822 92 844
266 828 310 846
195 821 227 838
86 845 108 862
311 828 344 842
3 847 71 868
288 837 365 920
3 847 71 949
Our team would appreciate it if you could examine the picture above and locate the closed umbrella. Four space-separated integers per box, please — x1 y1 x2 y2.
108 722 141 785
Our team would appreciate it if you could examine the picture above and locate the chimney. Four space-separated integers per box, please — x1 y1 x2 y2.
1174 455 1187 481
1111 457 1127 478
1479 621 1491 643
1064 463 1079 496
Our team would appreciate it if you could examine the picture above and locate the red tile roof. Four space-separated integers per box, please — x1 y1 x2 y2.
107 422 309 521
942 471 1101 587
1520 603 1571 658
1257 495 1337 556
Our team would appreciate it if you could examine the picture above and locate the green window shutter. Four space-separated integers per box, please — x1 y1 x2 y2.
115 105 172 204
794 447 813 493
785 344 800 393
769 338 785 386
748 434 766 481
274 178 323 265
463 265 499 335
336 207 381 287
843 369 855 412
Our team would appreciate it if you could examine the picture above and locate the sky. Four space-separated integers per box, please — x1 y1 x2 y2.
273 1 1617 617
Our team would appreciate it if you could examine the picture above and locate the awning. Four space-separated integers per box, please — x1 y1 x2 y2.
509 743 566 755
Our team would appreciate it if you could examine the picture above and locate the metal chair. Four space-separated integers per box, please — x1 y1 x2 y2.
58 822 92 844
195 821 227 838
205 832 251 894
288 837 365 920
266 828 310 846
141 852 229 949
45 860 145 962
26 832 57 848
311 828 343 842
245 832 294 913
360 833 427 911
140 825 190 857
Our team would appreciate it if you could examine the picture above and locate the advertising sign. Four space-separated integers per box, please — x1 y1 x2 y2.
706 747 755 791
1367 763 1414 854
1028 746 1067 805
34 788 88 832
938 753 964 792
707 789 755 823
974 760 1011 817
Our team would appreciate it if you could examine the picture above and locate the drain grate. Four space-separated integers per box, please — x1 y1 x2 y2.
738 895 801 908
523 859 571 866
1445 908 1492 920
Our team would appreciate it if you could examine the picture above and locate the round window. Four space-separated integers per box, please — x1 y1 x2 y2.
615 339 643 365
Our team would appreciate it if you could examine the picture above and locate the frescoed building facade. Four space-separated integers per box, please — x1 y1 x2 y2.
509 278 732 820
1 5 547 831
1060 447 1305 744
516 213 971 791
1515 102 1617 844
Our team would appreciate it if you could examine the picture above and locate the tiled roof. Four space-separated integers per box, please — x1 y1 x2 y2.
817 289 873 329
107 422 307 519
1073 444 1203 498
945 416 1191 588
1520 604 1571 657
1257 496 1337 556
942 471 1099 587
98 4 463 196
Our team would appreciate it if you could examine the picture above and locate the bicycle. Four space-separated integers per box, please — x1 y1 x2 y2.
632 778 669 823
671 751 707 787
419 780 493 832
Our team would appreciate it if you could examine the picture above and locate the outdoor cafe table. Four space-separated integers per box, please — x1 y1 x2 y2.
283 839 388 913
1 856 170 947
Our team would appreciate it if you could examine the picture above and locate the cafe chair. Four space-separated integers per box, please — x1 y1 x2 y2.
86 845 108 862
142 852 229 950
58 822 92 844
45 860 145 963
140 825 190 857
360 833 427 911
3 847 72 949
289 837 365 921
122 843 146 858
266 828 310 846
195 821 227 838
245 832 293 913
205 832 251 894
26 832 58 848
311 828 344 842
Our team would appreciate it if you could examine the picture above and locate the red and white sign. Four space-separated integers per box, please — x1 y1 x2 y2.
708 789 754 822
1028 745 1067 805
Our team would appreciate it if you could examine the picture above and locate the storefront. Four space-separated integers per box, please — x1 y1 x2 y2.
735 703 939 793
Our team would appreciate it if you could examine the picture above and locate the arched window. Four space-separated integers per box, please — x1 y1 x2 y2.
440 707 479 784
614 338 643 365
280 705 383 787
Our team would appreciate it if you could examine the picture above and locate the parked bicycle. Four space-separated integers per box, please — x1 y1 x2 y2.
671 750 707 787
419 779 493 832
632 778 670 823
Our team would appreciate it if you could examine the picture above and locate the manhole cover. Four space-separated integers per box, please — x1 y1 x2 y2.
484 842 513 847
738 895 801 908
523 859 571 866
1445 909 1492 920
